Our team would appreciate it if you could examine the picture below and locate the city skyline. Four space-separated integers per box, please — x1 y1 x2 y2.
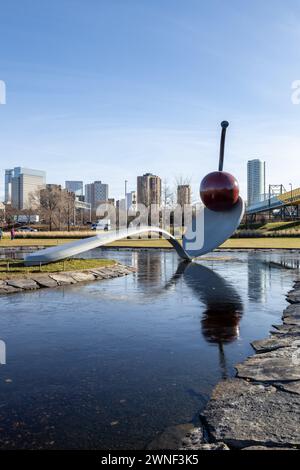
3 159 295 209
1 1 300 201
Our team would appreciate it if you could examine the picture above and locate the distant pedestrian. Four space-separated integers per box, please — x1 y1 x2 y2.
0 228 3 240
10 228 15 240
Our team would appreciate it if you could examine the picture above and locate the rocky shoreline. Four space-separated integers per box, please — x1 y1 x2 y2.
0 263 136 295
149 278 300 451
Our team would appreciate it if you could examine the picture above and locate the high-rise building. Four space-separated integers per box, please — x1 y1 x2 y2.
137 173 161 207
247 159 266 206
126 190 137 210
84 181 109 208
4 169 14 204
65 181 83 197
5 167 46 209
177 184 191 206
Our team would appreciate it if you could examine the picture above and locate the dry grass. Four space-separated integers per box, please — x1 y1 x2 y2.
221 238 300 249
0 238 78 247
1 236 300 250
0 258 115 279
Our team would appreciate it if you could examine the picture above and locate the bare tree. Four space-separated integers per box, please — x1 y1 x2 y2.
40 186 63 231
61 191 75 231
162 178 175 208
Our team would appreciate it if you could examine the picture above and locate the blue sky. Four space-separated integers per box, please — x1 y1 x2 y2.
1 0 300 200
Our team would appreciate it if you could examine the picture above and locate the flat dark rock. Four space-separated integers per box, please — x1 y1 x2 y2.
283 304 300 319
251 336 297 353
272 324 300 335
202 379 300 449
6 279 39 290
236 348 300 382
283 317 300 326
287 289 300 304
282 305 300 326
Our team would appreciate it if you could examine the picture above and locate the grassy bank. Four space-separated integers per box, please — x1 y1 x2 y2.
0 258 115 279
221 238 300 249
0 238 78 247
0 237 300 250
107 237 300 249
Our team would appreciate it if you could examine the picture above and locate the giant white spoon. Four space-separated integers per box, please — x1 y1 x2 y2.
24 122 244 266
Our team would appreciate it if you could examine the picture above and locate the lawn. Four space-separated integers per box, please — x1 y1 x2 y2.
0 236 300 250
221 238 300 249
259 221 300 231
0 258 115 279
0 238 78 247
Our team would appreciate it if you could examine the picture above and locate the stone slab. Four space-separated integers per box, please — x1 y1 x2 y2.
282 305 300 326
6 279 39 290
70 271 96 282
236 347 300 382
283 304 300 319
48 273 77 285
90 270 111 279
251 336 298 353
272 325 300 335
202 379 300 449
287 289 300 304
283 317 300 326
0 285 22 294
31 275 59 288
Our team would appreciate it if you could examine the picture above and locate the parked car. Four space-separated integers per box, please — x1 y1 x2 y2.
17 226 38 232
91 223 109 231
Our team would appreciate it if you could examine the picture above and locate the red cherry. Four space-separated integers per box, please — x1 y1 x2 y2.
200 171 239 212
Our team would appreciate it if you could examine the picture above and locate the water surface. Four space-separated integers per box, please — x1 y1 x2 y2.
0 249 298 449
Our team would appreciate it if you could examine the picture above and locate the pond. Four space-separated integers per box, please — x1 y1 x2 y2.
0 249 298 449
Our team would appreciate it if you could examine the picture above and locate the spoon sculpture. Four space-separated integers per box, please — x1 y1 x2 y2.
24 122 244 266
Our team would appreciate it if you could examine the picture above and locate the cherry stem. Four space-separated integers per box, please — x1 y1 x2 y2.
219 121 229 171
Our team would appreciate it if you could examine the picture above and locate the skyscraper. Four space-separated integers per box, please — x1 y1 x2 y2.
5 167 46 209
84 181 109 208
137 173 161 207
177 184 191 206
4 169 14 204
65 181 83 197
247 159 266 206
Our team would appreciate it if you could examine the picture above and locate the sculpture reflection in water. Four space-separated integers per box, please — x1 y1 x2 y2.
168 261 243 379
